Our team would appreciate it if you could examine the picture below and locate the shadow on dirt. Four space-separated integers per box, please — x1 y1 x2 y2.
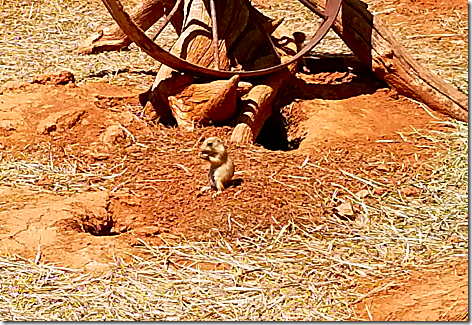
256 54 388 151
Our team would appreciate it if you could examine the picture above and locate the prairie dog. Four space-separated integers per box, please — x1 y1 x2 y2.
199 136 234 195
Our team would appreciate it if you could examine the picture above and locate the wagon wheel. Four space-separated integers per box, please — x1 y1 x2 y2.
100 0 342 79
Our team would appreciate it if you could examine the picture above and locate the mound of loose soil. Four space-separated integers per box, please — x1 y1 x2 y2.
0 68 465 320
0 71 448 269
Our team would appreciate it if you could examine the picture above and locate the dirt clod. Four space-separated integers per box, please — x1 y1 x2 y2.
334 202 355 219
101 124 127 145
0 80 29 94
32 71 75 85
400 186 422 196
36 108 85 134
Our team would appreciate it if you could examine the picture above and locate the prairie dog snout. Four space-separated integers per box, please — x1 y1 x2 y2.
199 136 234 195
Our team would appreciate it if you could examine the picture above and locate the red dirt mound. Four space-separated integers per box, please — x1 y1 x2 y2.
0 75 448 270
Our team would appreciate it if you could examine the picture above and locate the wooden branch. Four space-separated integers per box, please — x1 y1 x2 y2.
229 14 284 68
306 0 468 122
209 0 221 69
151 0 183 40
78 0 179 54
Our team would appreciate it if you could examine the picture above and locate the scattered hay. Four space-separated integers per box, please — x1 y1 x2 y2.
0 0 174 87
0 149 126 193
1 121 467 321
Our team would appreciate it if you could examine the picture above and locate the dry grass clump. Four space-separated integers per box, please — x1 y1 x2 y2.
0 0 176 86
0 0 347 86
0 149 126 193
2 0 466 94
1 121 467 321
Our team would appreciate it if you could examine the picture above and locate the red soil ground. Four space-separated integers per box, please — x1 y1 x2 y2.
0 0 467 320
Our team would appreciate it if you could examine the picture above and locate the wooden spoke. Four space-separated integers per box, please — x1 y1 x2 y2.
209 0 220 69
243 0 282 62
151 0 183 41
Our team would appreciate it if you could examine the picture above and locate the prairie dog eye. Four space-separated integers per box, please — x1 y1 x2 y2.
207 141 213 146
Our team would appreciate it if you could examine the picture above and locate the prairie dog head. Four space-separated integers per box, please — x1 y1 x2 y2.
199 136 228 165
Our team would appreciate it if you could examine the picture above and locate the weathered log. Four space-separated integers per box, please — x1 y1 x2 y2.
230 26 301 144
306 0 468 122
77 0 181 54
163 0 250 74
169 75 253 129
145 0 267 124
141 71 194 123
229 13 285 68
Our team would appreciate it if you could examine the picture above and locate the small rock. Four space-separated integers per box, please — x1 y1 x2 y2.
101 124 126 145
373 188 389 196
32 71 75 85
0 120 19 131
57 109 85 130
36 109 85 134
335 202 354 217
376 165 390 172
355 189 370 199
0 81 28 94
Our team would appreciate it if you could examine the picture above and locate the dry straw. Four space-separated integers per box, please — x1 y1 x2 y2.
367 0 468 94
0 148 126 193
1 0 466 93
